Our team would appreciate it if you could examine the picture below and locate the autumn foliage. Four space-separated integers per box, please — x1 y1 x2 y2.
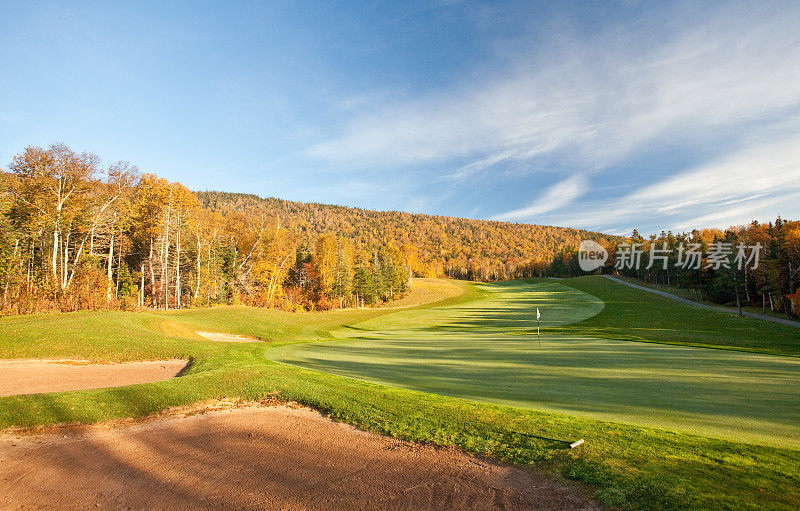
0 144 413 314
3 143 797 317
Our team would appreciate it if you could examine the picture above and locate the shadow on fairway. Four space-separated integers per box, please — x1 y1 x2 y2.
270 280 800 447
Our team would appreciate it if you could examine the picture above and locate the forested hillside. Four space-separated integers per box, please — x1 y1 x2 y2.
0 143 612 315
2 143 796 317
196 191 614 280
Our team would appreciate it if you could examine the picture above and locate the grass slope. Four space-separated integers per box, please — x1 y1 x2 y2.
612 275 795 321
270 279 800 447
559 276 800 356
0 277 798 509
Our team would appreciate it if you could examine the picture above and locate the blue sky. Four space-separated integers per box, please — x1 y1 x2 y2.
1 1 799 235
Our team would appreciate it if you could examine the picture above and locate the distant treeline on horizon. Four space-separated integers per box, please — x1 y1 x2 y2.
1 143 797 317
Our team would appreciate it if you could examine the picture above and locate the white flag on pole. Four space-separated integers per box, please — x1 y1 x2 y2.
536 308 540 320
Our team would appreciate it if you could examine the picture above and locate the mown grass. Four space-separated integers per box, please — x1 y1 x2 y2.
270 279 800 447
559 276 800 357
612 275 796 321
271 339 800 448
0 277 798 510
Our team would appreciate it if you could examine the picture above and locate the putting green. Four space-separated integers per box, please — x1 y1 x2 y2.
269 280 800 448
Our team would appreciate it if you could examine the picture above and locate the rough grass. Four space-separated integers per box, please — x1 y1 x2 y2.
559 276 800 357
270 279 800 447
377 277 464 308
0 277 798 510
612 275 795 320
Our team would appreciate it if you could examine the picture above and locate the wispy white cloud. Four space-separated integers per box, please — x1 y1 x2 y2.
312 3 800 169
531 133 800 232
492 174 587 221
309 2 800 229
637 137 800 212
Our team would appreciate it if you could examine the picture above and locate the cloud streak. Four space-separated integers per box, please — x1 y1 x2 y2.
309 1 800 231
312 3 800 169
492 175 587 221
531 133 800 232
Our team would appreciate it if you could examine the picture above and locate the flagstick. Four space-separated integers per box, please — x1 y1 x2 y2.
538 318 540 347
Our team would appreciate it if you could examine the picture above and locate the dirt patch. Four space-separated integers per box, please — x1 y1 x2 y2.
0 359 187 397
196 330 261 342
0 404 597 510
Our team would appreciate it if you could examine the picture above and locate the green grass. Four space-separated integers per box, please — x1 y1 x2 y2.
1 277 798 510
558 276 800 356
613 275 702 301
270 279 800 447
612 275 796 320
271 338 800 448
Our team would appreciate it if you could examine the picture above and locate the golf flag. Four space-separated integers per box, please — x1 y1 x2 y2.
536 307 541 345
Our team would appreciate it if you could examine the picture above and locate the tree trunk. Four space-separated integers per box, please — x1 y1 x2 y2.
162 233 169 310
66 236 88 288
744 269 750 303
62 231 71 289
175 212 181 308
116 237 122 298
195 238 202 301
148 239 156 307
163 188 172 309
267 247 293 305
735 285 742 317
52 228 59 290
27 239 32 289
208 243 213 302
107 232 114 301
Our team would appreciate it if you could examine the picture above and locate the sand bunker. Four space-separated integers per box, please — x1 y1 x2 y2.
0 359 187 397
196 331 261 342
0 404 596 510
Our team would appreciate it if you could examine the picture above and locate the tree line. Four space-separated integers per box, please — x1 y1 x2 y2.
7 143 792 317
555 223 800 318
1 144 609 315
0 144 415 314
195 191 615 281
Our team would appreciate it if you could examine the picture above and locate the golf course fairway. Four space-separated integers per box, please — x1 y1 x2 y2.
3 277 800 509
269 280 800 448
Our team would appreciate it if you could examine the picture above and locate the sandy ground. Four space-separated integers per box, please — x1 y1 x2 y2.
196 331 262 342
0 359 187 397
0 404 597 510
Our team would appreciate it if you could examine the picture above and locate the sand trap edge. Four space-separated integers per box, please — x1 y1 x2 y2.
195 331 262 343
0 359 189 397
